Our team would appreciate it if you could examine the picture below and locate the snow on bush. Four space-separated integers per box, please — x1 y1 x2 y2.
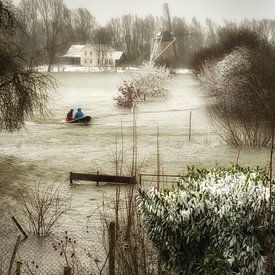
114 63 170 107
137 165 270 274
132 63 170 97
198 46 275 146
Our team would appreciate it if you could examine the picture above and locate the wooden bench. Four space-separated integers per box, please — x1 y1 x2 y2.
70 172 137 186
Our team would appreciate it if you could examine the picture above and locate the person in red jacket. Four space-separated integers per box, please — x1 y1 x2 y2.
66 109 74 121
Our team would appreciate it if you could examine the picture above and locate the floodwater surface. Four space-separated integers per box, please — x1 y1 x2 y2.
1 72 270 177
0 72 271 273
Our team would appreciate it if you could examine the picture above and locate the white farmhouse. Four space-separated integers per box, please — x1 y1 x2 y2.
62 44 127 67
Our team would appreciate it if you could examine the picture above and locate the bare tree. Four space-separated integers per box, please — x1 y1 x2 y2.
107 17 123 49
93 27 112 67
72 8 95 44
37 0 67 71
107 15 155 65
0 0 55 132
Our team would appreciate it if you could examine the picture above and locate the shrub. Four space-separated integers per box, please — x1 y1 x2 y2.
198 46 275 146
132 63 170 98
190 27 271 76
137 165 270 274
114 81 143 108
114 63 170 107
17 184 71 236
191 27 275 146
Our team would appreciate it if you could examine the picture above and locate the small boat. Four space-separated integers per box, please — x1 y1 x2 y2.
66 115 91 124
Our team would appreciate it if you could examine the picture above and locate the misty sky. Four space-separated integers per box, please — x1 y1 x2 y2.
13 0 275 25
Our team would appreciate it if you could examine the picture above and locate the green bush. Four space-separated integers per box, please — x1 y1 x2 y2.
137 165 270 274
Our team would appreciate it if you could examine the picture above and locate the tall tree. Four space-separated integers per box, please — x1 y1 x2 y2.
17 0 41 56
107 17 123 50
93 26 112 67
205 18 218 46
72 8 95 44
172 17 189 67
188 17 204 53
0 0 55 132
37 0 67 72
121 15 133 63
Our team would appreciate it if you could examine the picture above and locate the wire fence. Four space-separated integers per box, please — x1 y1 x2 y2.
139 173 179 189
0 218 108 275
0 173 180 275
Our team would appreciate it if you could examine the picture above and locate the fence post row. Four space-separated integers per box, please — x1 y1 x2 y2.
109 221 116 275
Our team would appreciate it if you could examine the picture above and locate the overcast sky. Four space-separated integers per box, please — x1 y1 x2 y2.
13 0 275 25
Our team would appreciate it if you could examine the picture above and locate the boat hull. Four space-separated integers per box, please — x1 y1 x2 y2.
66 116 91 124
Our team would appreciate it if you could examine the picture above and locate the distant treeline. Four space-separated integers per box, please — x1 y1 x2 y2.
14 0 275 70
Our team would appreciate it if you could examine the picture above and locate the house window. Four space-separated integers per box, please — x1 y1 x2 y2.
90 59 92 63
90 51 92 56
84 59 87 63
85 51 87 55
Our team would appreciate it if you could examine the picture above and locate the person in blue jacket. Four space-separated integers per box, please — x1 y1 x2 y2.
74 107 84 119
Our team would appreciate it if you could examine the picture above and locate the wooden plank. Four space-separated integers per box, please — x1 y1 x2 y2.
12 216 28 240
70 172 137 185
8 235 21 275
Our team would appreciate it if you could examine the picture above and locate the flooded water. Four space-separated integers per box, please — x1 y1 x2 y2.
0 72 271 178
0 71 271 273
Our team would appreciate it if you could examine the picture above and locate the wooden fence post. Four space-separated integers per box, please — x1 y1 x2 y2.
188 110 192 140
96 171 99 186
15 261 22 275
64 266 72 275
109 221 116 275
70 172 73 185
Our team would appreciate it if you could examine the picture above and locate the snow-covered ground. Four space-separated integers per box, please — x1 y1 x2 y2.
36 64 190 74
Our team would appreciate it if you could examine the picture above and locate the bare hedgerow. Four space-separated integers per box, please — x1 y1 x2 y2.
16 183 71 237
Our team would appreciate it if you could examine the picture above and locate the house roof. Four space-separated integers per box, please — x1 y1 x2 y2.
62 45 85 58
62 45 124 60
111 51 124 60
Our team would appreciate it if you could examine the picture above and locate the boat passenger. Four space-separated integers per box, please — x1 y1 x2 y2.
66 109 74 121
74 107 84 119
